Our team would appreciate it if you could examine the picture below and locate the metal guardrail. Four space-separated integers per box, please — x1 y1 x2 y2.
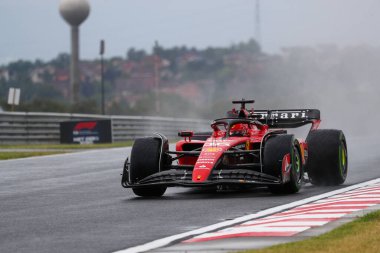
0 112 211 144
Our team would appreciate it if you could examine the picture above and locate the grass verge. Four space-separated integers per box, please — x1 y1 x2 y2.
0 152 65 160
0 141 133 150
0 142 134 160
239 210 380 253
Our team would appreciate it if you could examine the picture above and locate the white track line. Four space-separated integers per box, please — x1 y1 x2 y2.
113 178 380 253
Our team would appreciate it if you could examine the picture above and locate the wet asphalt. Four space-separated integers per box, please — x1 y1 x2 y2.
0 136 379 253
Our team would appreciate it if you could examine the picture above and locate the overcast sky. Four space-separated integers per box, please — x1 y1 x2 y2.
0 0 379 64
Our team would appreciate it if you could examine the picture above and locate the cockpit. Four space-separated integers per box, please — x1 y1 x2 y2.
211 118 263 138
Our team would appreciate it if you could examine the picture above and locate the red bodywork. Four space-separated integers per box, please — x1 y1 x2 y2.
175 106 320 184
122 99 322 189
176 125 268 182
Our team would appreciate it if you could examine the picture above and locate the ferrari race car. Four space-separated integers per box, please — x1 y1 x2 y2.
121 99 347 197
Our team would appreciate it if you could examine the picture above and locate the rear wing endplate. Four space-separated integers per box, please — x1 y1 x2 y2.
250 109 320 128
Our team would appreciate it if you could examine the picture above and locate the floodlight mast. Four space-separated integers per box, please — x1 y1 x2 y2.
59 0 90 104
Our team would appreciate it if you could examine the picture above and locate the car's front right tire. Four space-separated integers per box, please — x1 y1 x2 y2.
132 186 167 197
263 134 303 194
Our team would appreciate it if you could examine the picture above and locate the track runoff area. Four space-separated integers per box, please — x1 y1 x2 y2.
115 178 380 253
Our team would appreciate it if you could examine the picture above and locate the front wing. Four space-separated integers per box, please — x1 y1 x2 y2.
121 160 282 189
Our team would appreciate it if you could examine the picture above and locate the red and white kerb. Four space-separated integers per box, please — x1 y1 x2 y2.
184 182 380 243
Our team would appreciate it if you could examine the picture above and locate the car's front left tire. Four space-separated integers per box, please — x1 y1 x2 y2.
129 137 167 197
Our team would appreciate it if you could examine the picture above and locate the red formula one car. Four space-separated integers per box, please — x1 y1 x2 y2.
121 99 347 197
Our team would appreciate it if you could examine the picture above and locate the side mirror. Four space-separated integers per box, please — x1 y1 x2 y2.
178 131 194 141
178 131 194 138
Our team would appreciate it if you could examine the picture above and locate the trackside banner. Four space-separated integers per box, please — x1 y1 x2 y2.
60 120 112 144
251 109 320 128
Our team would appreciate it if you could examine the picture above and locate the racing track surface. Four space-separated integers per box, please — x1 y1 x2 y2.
0 137 379 253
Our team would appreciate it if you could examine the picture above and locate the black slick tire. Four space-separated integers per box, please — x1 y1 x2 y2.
306 129 347 186
132 186 166 197
129 137 167 197
263 134 303 194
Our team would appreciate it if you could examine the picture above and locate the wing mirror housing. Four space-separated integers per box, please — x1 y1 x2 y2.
178 131 194 141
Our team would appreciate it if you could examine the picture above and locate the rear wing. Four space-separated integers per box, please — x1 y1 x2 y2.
250 109 320 128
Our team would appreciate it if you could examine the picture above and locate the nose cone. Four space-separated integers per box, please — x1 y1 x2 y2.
192 146 227 183
192 168 211 182
59 0 90 26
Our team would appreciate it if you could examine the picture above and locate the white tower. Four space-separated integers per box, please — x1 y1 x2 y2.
59 0 90 103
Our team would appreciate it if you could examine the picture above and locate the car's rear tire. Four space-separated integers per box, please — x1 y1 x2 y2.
129 137 167 197
306 129 347 186
263 134 303 194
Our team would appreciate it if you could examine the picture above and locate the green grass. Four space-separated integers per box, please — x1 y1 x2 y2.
0 141 133 160
238 210 380 253
0 141 133 150
0 152 65 160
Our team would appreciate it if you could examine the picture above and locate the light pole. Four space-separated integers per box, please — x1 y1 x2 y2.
59 0 90 104
100 39 105 115
153 41 161 114
255 0 261 47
